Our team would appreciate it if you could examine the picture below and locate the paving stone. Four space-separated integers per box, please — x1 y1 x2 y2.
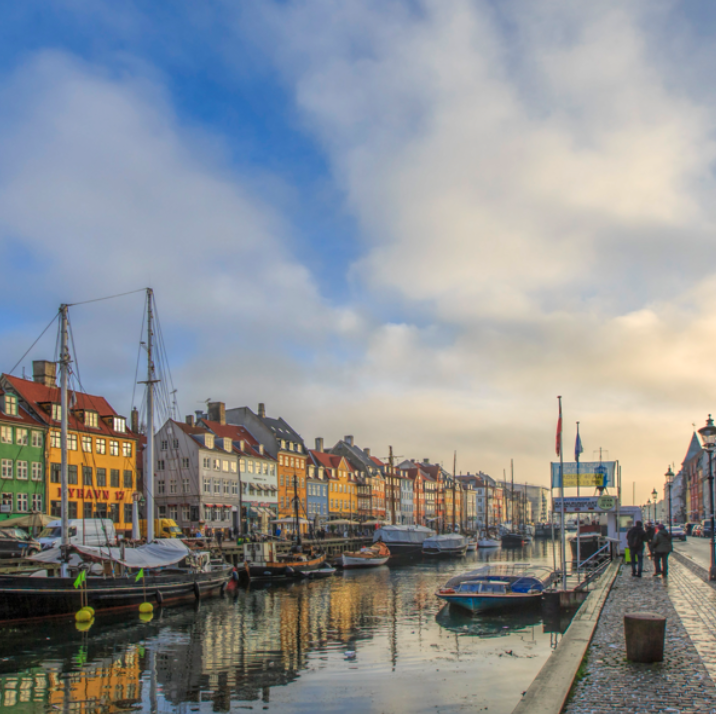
563 558 716 714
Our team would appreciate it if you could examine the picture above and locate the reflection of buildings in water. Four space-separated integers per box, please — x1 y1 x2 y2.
0 648 142 713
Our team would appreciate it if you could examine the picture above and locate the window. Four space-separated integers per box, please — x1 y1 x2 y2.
114 417 126 433
239 458 245 472
181 457 190 468
172 439 179 449
182 478 189 493
32 494 42 512
68 501 78 519
222 460 228 472
96 438 106 455
203 478 211 493
109 440 119 456
203 457 210 468
109 503 119 523
124 470 133 488
16 493 28 512
68 465 78 485
68 434 77 451
96 468 107 487
214 479 221 493
157 460 165 471
110 469 120 488
231 481 238 495
280 473 284 486
182 506 190 522
170 480 177 494
82 436 92 452
51 404 62 421
50 463 60 483
157 480 165 494
16 461 27 480
50 500 61 517
124 504 133 523
95 503 107 518
190 505 200 521
203 505 211 520
248 461 254 474
31 431 42 448
83 466 93 486
169 505 177 521
85 410 98 428
32 462 42 481
4 394 17 416
1 427 12 444
161 440 168 451
223 480 230 494
123 442 132 458
230 461 237 473
213 459 220 471
1 460 12 479
15 429 27 446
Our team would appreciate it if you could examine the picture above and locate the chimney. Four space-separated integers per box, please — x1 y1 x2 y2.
131 407 139 434
185 414 195 427
258 403 266 418
345 435 354 446
364 447 371 457
315 437 324 452
32 360 56 388
208 401 225 425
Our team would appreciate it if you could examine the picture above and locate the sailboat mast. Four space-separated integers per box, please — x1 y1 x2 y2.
511 459 514 533
146 289 155 543
452 452 456 533
59 304 70 574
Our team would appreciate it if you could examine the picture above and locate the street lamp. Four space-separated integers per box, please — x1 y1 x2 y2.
665 466 674 531
698 414 716 580
651 488 658 522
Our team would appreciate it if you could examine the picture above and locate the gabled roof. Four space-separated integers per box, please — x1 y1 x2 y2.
0 389 46 428
263 416 305 447
308 450 355 479
3 374 136 440
683 431 702 465
200 419 276 461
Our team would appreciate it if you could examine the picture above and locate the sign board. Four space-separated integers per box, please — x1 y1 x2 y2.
0 505 10 513
550 461 616 489
553 496 617 513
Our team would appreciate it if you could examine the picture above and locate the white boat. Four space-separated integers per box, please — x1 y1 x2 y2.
422 534 468 557
373 525 435 559
477 538 500 548
341 542 391 569
466 538 477 552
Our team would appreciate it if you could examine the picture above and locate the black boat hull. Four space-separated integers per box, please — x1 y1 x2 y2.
0 568 231 622
500 534 527 548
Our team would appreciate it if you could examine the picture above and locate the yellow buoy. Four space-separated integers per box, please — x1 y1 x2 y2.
81 606 95 617
138 602 154 614
76 617 94 632
139 612 153 623
75 609 92 623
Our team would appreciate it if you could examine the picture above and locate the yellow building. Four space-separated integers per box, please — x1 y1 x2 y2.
308 451 357 520
7 365 138 535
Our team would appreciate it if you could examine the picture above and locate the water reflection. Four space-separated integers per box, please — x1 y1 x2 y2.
0 541 566 713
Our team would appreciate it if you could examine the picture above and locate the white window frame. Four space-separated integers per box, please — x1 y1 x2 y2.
96 438 106 455
31 462 42 481
16 493 28 512
123 442 132 457
4 395 17 416
81 435 92 453
15 429 28 446
31 431 42 448
1 426 12 444
109 440 119 456
1 460 12 479
15 461 27 480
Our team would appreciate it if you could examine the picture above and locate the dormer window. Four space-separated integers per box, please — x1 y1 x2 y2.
84 411 98 428
113 416 126 433
3 395 17 416
204 433 215 449
51 404 62 421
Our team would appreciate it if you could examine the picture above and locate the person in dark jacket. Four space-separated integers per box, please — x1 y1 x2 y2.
626 520 647 577
652 524 673 577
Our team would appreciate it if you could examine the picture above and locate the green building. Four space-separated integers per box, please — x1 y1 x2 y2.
0 388 46 521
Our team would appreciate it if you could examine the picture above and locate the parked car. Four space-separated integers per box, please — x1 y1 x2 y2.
0 528 41 559
692 525 704 538
671 525 687 541
684 522 700 536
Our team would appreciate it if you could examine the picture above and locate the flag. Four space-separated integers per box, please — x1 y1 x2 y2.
73 570 86 589
556 399 562 457
135 568 144 582
575 430 583 463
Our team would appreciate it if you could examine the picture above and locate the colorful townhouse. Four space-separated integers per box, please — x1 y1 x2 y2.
307 448 358 523
2 362 138 532
0 385 46 520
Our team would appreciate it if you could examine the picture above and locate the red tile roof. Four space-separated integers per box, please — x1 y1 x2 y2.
3 374 137 440
199 419 275 460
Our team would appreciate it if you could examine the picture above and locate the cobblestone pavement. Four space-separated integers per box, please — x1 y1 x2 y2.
563 557 716 714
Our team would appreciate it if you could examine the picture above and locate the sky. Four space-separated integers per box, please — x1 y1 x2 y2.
2 0 716 504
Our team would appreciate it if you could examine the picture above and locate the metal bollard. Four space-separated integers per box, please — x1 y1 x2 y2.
624 612 666 663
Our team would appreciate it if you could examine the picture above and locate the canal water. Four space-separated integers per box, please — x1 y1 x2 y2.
0 540 568 713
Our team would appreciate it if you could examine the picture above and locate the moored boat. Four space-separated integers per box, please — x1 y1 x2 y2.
243 541 326 581
500 532 527 547
341 542 390 569
435 563 557 614
422 534 468 557
477 537 500 548
373 525 436 560
465 538 477 552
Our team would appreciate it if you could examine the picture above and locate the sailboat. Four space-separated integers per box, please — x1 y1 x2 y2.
0 292 231 622
501 461 526 548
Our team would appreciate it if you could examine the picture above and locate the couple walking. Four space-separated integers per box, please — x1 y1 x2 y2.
626 520 673 578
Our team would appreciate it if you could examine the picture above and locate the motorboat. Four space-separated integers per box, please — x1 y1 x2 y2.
500 532 527 548
422 534 468 557
435 563 558 614
341 542 391 569
568 532 603 562
373 525 436 559
242 541 327 582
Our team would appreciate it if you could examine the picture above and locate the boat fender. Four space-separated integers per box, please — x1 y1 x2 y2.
155 590 164 605
439 588 455 594
193 581 201 600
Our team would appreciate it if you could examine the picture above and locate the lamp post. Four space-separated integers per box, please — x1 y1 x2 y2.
698 415 716 580
651 489 658 522
665 466 674 531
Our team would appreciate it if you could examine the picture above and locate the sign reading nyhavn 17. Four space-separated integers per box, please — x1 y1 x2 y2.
550 461 616 489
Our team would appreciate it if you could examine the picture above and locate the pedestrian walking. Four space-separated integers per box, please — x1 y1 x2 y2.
626 520 647 577
216 529 224 550
652 524 673 577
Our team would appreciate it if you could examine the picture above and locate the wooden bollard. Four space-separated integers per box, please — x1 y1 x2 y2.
624 612 666 663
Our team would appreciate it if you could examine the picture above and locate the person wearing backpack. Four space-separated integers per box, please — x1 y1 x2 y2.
626 520 647 577
652 524 673 577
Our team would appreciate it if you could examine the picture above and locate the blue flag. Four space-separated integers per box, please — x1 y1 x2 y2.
575 431 583 462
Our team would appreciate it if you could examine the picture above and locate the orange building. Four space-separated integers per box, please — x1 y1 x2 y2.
5 364 138 533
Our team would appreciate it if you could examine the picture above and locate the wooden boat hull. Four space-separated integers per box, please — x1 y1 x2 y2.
437 591 543 614
341 554 390 569
247 553 327 581
0 567 231 622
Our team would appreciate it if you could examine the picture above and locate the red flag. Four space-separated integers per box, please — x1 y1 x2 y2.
556 398 562 457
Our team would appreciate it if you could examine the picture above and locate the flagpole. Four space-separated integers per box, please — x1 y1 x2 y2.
576 422 581 570
558 396 567 590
